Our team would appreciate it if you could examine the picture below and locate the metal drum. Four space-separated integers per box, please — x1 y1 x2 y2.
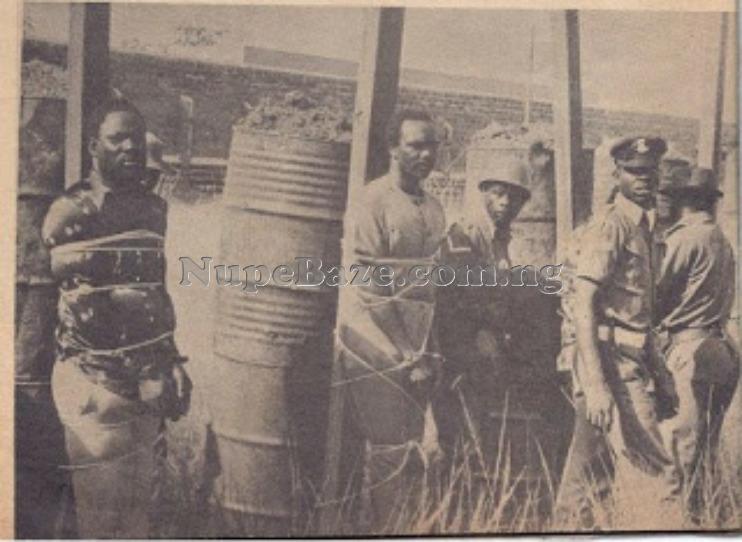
213 284 337 361
218 207 343 293
224 129 350 221
211 130 350 534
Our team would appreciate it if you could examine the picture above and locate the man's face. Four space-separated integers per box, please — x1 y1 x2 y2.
392 120 439 182
655 190 675 223
484 182 522 226
616 163 658 208
90 111 146 190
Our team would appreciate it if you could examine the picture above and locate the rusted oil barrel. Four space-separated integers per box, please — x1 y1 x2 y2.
223 130 349 221
210 130 349 534
16 97 74 538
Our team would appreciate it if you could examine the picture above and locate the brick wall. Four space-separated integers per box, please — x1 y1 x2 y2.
23 39 736 167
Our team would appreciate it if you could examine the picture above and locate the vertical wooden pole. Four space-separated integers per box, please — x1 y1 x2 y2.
551 10 584 260
348 7 405 187
65 3 110 187
524 23 535 124
178 94 194 181
697 12 728 174
320 7 404 533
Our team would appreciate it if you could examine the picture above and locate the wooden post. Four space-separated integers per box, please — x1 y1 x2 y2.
178 94 194 184
550 10 584 260
65 3 111 187
320 7 404 533
697 12 728 174
524 23 535 124
348 7 405 187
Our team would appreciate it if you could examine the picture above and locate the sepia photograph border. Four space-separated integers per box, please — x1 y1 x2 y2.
1 0 738 538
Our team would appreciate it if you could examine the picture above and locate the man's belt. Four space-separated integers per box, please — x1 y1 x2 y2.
668 324 723 344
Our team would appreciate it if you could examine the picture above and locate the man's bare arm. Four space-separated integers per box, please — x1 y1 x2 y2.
574 277 614 432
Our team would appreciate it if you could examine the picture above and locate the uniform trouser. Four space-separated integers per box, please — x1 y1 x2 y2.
51 360 163 538
659 336 740 519
340 347 433 533
554 342 672 529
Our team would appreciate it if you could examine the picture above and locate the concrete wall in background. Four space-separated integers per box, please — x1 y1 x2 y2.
23 39 737 167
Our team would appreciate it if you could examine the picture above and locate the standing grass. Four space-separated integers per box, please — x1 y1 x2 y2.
161 199 741 536
155 398 741 536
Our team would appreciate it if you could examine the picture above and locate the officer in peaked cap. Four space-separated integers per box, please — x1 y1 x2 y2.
611 136 668 167
555 135 673 527
610 136 668 209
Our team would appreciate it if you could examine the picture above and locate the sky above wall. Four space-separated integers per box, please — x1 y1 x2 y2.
23 2 737 122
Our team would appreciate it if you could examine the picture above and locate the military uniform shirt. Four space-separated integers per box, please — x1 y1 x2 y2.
436 216 512 356
655 211 736 332
576 192 656 331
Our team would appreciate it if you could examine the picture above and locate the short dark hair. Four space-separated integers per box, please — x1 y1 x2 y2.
86 96 146 141
386 109 434 148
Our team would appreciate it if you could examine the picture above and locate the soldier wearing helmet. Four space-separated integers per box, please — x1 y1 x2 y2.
432 157 532 466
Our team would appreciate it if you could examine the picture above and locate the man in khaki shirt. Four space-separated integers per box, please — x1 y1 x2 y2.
555 137 673 528
655 166 739 522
